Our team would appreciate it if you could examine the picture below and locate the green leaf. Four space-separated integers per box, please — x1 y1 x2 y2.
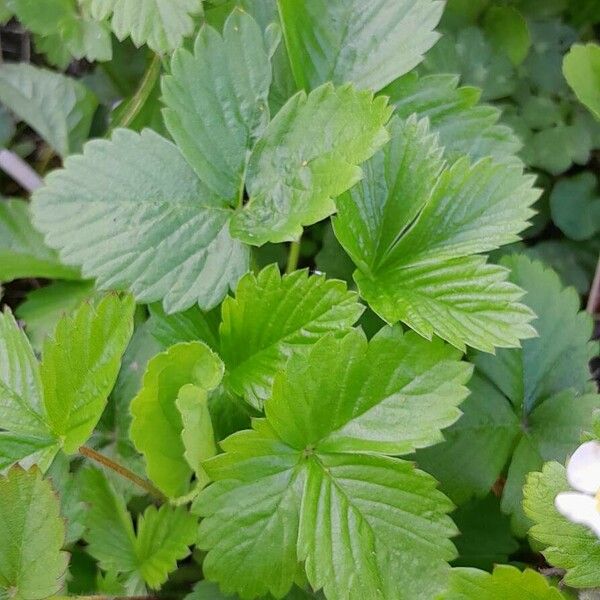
162 10 272 200
31 128 250 313
386 72 521 163
416 256 600 534
219 265 364 408
563 43 600 120
333 116 538 352
524 462 600 588
0 63 98 157
148 303 220 349
451 495 519 571
550 171 600 241
483 6 531 66
0 294 134 469
440 565 566 599
41 294 135 454
90 0 203 53
0 199 80 282
277 0 444 92
0 467 68 600
196 327 469 599
130 341 223 499
81 466 197 588
15 280 95 352
230 83 391 245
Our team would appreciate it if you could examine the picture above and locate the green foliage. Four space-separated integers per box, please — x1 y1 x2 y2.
440 565 566 599
563 43 600 119
0 294 134 469
0 466 68 600
195 328 470 599
416 256 599 535
333 116 538 352
524 462 600 588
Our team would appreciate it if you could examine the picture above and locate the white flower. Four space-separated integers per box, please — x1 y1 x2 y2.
555 440 600 537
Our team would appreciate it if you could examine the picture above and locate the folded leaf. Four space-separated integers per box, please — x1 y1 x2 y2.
278 0 444 92
130 341 223 499
333 116 539 351
32 128 250 313
0 63 98 156
90 0 203 53
230 83 391 245
219 265 364 408
0 466 68 600
163 10 272 200
196 328 469 599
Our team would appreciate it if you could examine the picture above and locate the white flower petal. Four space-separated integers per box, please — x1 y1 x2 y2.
555 492 600 537
566 440 600 494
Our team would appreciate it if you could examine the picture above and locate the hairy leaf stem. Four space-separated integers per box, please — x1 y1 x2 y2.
286 239 301 274
79 445 166 502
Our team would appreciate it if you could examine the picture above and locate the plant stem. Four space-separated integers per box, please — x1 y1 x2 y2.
286 239 301 274
587 257 600 315
110 53 162 131
0 149 43 192
79 445 166 502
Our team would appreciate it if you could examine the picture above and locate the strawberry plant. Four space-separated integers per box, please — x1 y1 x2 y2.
0 1 598 599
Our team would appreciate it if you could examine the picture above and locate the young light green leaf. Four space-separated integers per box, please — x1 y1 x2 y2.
563 43 600 120
277 0 443 92
0 199 80 282
0 467 68 600
15 280 95 352
0 63 98 156
31 129 250 313
386 73 522 162
219 265 364 408
130 341 223 499
333 116 538 352
230 83 392 245
417 256 600 535
524 462 600 589
163 10 272 200
90 0 203 53
40 294 135 454
81 466 197 588
196 328 468 599
440 565 566 599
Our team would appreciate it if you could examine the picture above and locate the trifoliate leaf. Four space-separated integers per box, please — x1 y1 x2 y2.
196 327 469 599
333 116 538 352
230 83 391 245
0 63 98 157
81 466 197 588
31 129 250 313
130 341 223 499
386 73 521 163
0 294 134 469
0 467 68 600
90 0 203 53
416 256 600 535
550 172 600 241
524 462 600 589
451 495 519 571
440 565 566 599
162 10 272 200
15 280 95 352
277 0 444 92
0 199 80 282
483 6 531 66
563 43 600 120
219 265 364 409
